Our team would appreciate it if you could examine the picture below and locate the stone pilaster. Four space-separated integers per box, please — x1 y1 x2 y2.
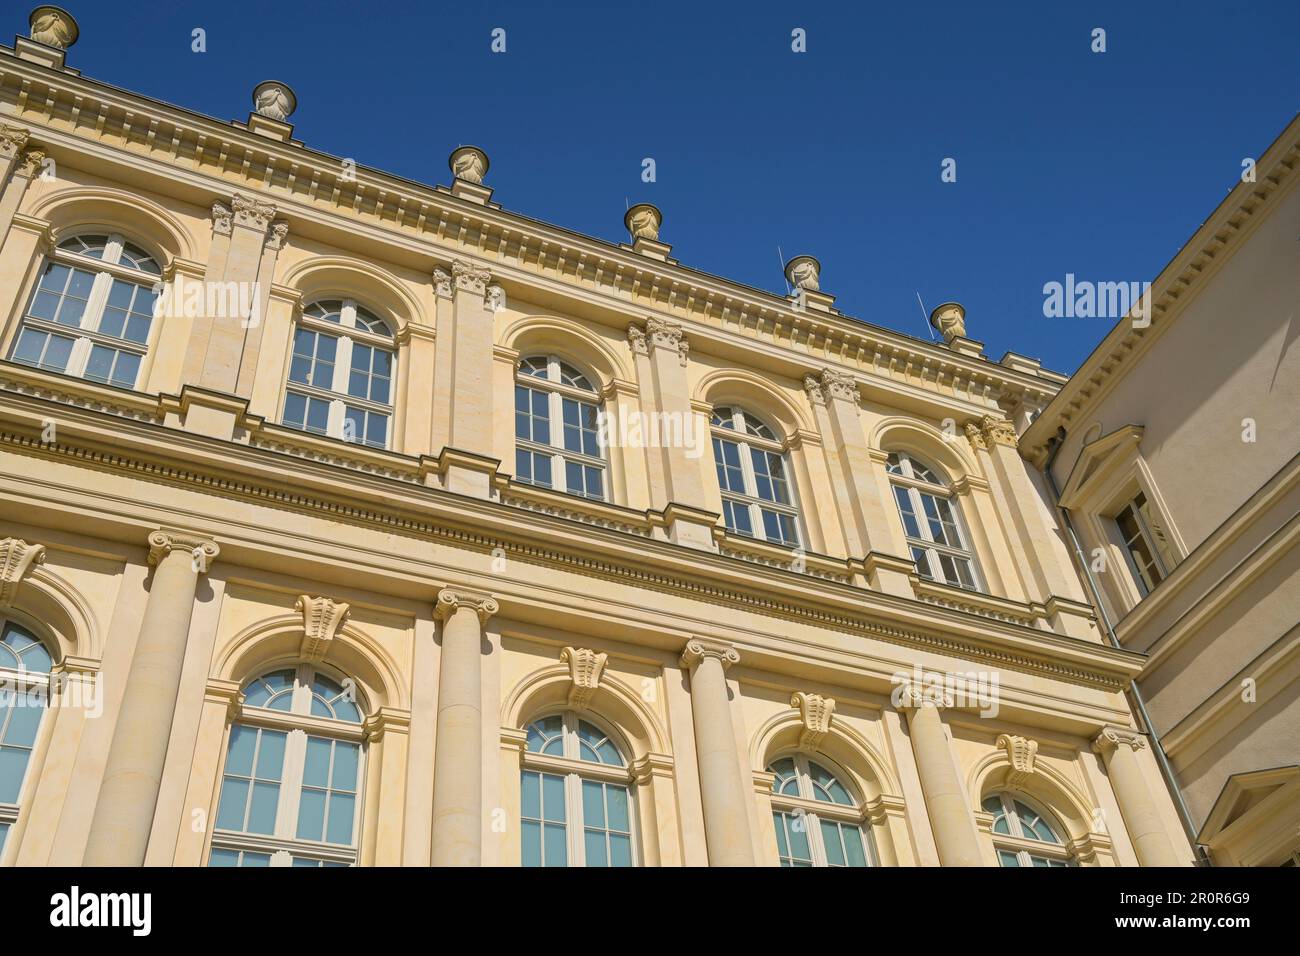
83 529 219 866
895 681 984 866
1092 727 1180 866
681 638 755 865
430 587 498 866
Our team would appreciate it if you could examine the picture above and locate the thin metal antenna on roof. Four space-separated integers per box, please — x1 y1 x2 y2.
916 292 936 340
778 245 791 295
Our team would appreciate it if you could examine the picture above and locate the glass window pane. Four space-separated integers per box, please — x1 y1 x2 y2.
541 773 565 823
584 829 608 867
820 818 847 866
296 787 326 841
302 736 331 788
214 778 249 832
543 822 567 867
326 792 355 845
521 819 541 867
247 781 279 833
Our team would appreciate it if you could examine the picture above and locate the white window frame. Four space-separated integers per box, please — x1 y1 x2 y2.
281 298 397 449
983 791 1074 867
1112 490 1173 597
9 233 161 390
0 615 53 856
769 753 875 867
514 354 608 501
520 710 637 867
208 663 366 868
886 452 982 591
711 406 803 547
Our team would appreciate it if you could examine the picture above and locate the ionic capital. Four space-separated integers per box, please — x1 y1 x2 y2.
893 679 954 711
680 637 739 672
560 645 608 709
435 587 499 625
0 537 46 606
791 691 836 750
147 529 219 573
1092 726 1147 758
296 594 350 662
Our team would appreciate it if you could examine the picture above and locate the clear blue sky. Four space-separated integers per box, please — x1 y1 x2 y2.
47 0 1299 373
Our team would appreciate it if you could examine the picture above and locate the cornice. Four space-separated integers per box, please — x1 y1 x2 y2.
0 382 1146 692
1023 114 1300 463
0 49 1063 412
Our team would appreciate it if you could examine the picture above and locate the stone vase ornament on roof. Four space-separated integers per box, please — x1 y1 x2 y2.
784 255 821 293
929 302 967 343
449 146 489 185
252 81 297 123
625 203 662 243
29 5 78 49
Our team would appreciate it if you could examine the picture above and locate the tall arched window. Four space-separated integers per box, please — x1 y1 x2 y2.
208 665 365 867
282 299 395 449
983 792 1074 867
886 452 980 590
0 618 54 856
514 355 606 500
768 755 873 866
9 233 161 389
520 711 635 866
711 405 801 546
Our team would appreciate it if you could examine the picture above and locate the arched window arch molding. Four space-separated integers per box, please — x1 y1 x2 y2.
213 613 408 714
869 417 980 482
750 708 906 866
277 258 422 335
968 747 1114 866
501 315 633 386
500 660 678 866
27 186 197 262
695 367 816 437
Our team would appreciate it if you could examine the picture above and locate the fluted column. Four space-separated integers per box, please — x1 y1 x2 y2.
896 682 984 866
1092 727 1180 866
681 638 754 866
430 587 497 866
84 529 219 866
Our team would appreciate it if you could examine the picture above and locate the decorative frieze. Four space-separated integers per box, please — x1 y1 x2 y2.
995 733 1039 785
451 258 491 296
560 646 608 709
0 537 45 606
964 414 1019 451
296 594 350 662
231 192 277 231
791 691 836 750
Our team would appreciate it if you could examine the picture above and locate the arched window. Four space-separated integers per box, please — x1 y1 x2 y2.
983 792 1074 867
886 452 980 590
9 233 161 389
711 405 801 546
514 355 606 500
282 299 395 449
208 665 365 867
0 618 54 855
520 711 635 866
768 755 873 867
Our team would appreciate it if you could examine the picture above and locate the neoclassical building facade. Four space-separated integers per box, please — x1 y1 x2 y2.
0 8 1197 867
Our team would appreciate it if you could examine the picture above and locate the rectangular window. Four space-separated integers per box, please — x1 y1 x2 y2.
283 391 332 436
27 262 96 327
713 437 746 494
10 327 76 374
514 385 550 444
516 448 553 488
562 397 601 457
1115 492 1169 596
295 737 360 846
721 498 754 537
98 278 156 344
347 343 392 405
343 405 389 448
580 780 633 867
207 848 271 867
83 344 142 388
0 692 44 804
521 770 568 867
214 725 286 836
288 329 337 389
772 811 813 866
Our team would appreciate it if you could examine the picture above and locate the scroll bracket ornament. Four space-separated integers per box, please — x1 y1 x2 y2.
560 646 608 709
297 595 351 663
791 691 836 750
995 733 1039 786
0 538 46 606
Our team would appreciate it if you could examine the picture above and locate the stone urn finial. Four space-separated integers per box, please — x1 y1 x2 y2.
252 81 297 122
929 301 967 343
784 255 821 293
29 5 78 49
625 203 662 243
449 146 489 185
